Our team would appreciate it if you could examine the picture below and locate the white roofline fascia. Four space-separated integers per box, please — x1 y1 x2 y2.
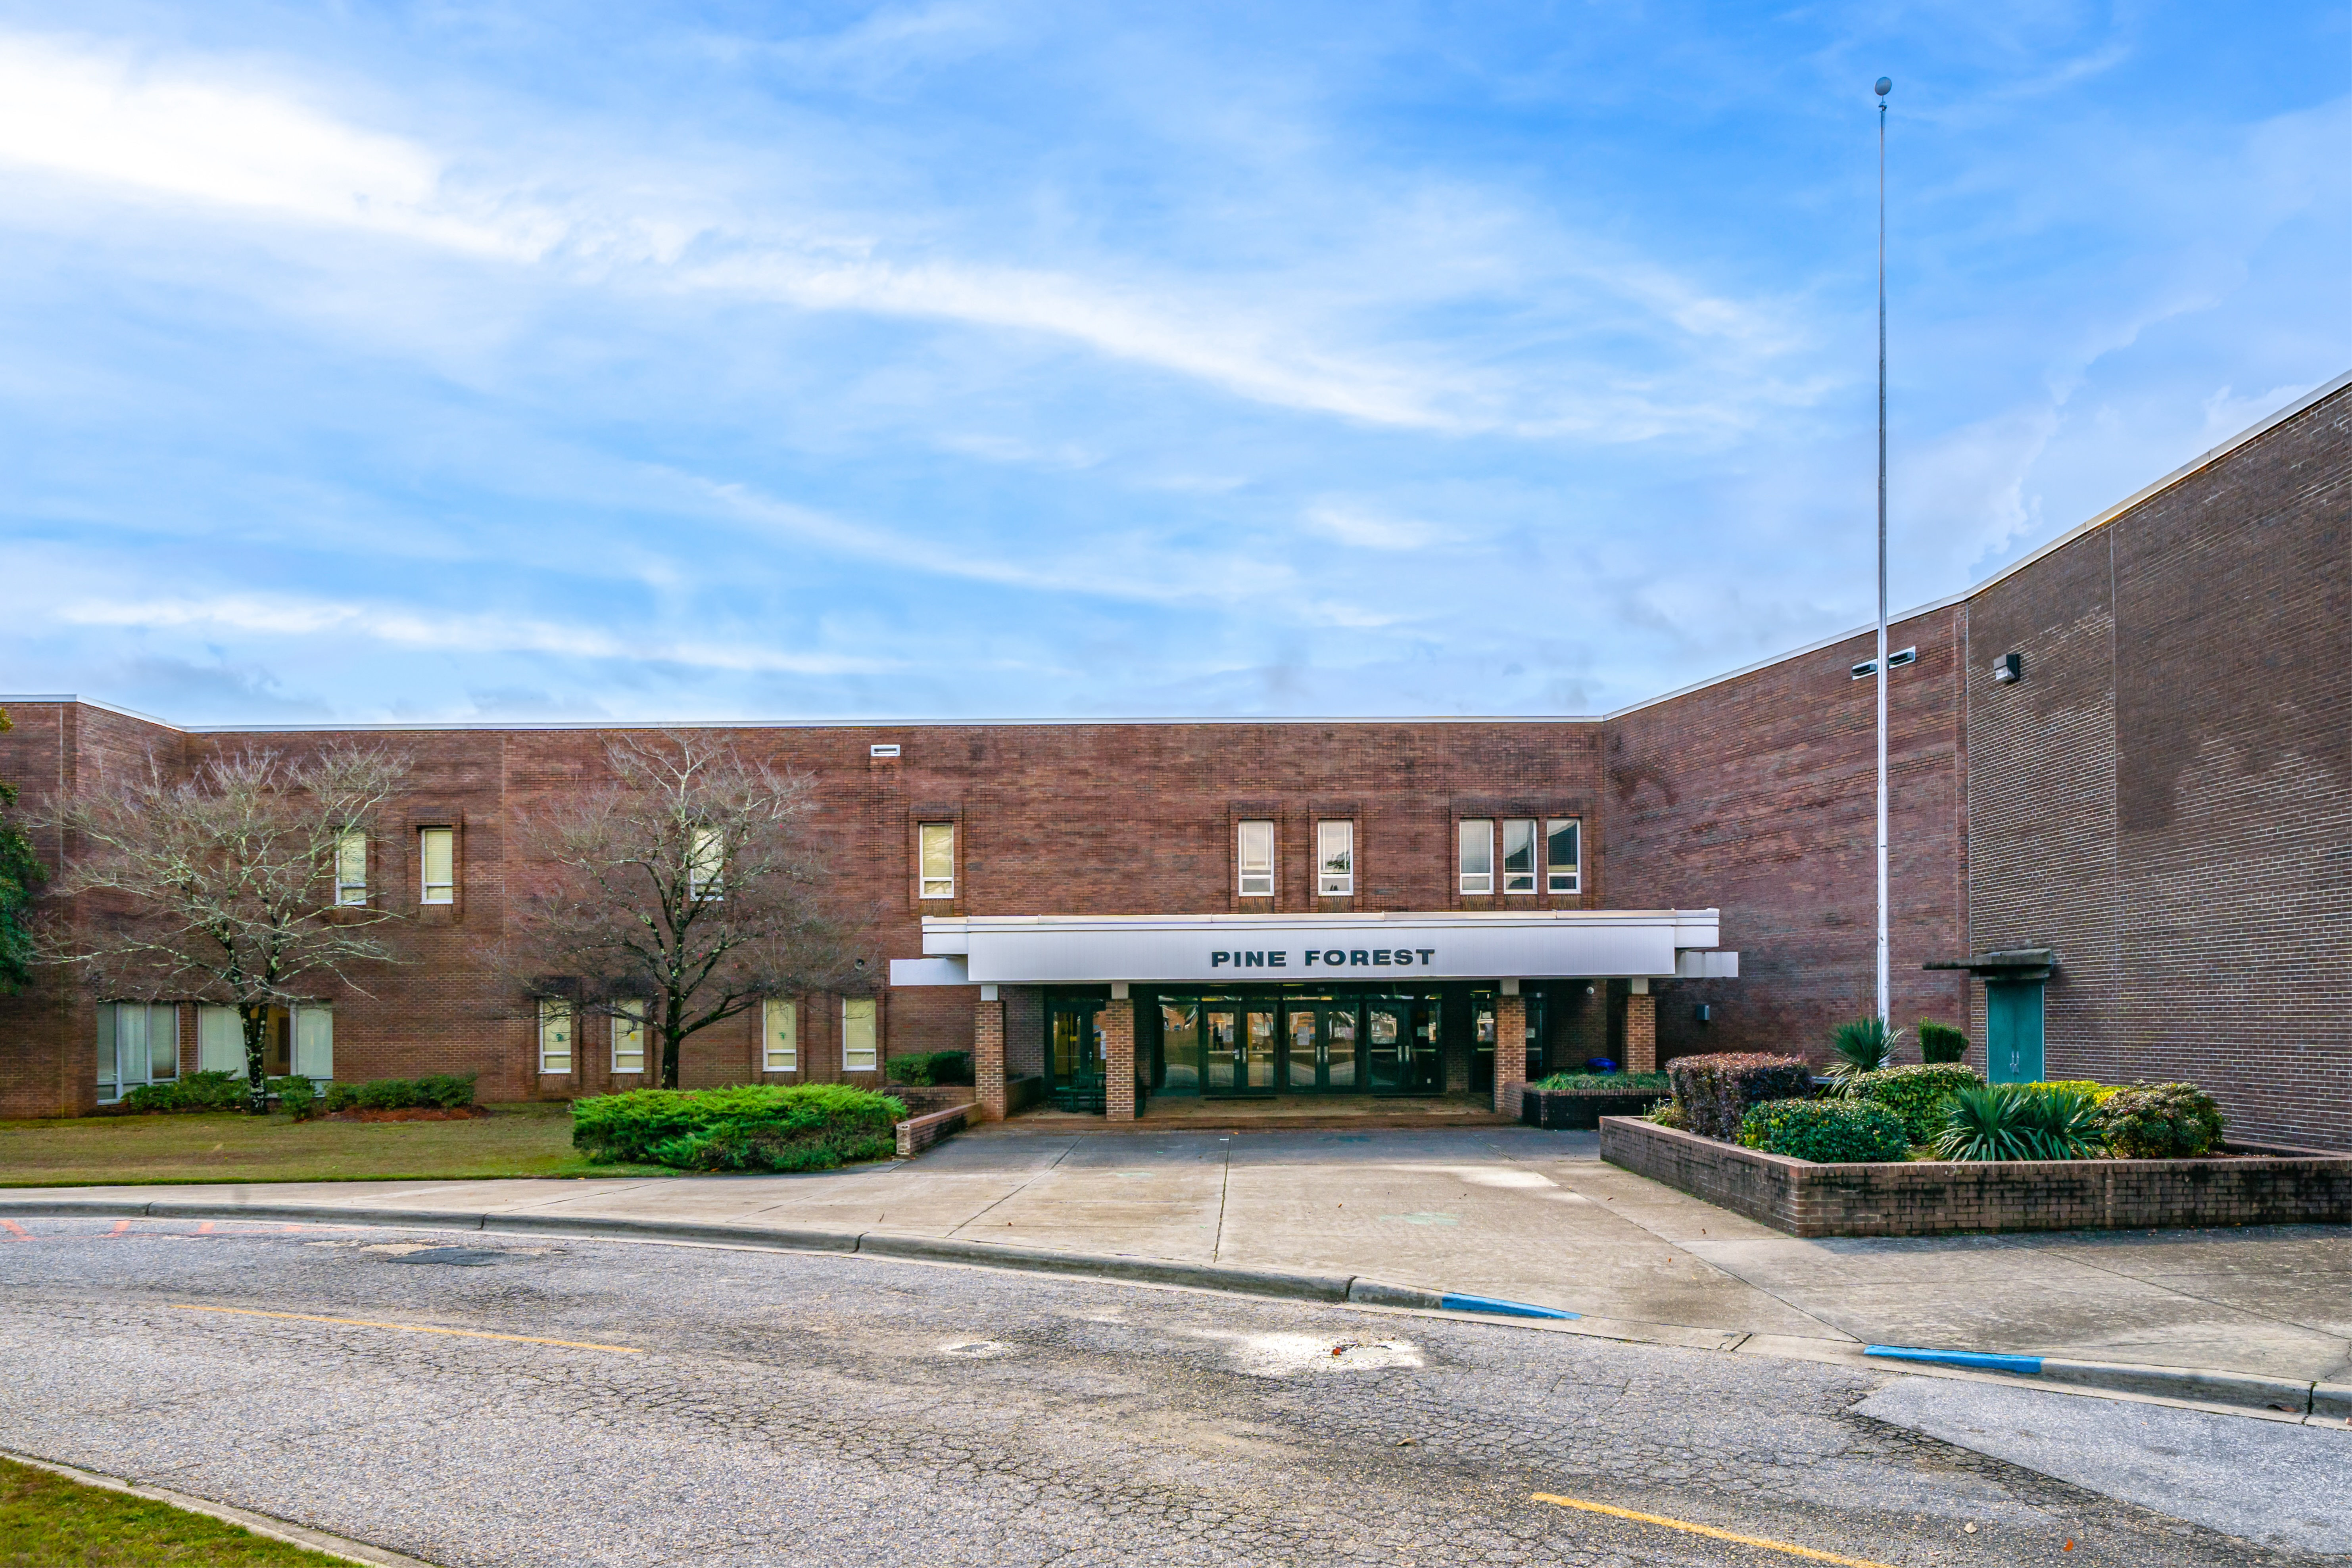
924 909 1718 928
10 369 2344 740
1603 368 2352 722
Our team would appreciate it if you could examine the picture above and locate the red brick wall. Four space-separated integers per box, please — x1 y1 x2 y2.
1601 606 1974 1070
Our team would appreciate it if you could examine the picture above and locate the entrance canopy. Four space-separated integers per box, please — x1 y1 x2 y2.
890 910 1737 988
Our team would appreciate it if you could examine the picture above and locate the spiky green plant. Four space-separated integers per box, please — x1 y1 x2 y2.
1829 1017 1902 1086
1932 1084 2104 1161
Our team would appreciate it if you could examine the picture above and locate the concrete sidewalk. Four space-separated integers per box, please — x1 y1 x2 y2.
15 1125 2348 1385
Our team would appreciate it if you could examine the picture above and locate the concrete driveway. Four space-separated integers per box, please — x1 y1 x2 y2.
21 1124 2349 1384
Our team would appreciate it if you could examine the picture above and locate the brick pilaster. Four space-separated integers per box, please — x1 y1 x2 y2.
1103 998 1137 1122
974 995 1007 1122
1625 990 1657 1073
1494 992 1528 1117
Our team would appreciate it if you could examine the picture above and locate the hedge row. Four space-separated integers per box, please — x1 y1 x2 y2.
323 1074 478 1113
885 1050 973 1086
572 1083 908 1173
1666 1054 1812 1140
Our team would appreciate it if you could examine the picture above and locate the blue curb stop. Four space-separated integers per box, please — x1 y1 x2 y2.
1866 1345 2044 1376
1440 1292 1580 1320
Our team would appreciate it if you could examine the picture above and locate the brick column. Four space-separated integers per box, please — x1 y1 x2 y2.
1494 991 1528 1118
1103 998 1137 1123
1625 988 1657 1073
974 994 1007 1122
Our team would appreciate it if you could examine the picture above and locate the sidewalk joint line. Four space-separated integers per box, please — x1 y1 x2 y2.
170 1304 643 1354
1530 1493 1899 1567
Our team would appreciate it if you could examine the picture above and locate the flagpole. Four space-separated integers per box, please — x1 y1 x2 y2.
1874 75 1892 1029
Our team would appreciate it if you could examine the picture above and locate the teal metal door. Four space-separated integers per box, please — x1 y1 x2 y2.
1985 981 2045 1084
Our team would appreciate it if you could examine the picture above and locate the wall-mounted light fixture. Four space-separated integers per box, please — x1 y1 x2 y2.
1851 647 1917 679
1991 653 2022 684
1694 1003 1712 1024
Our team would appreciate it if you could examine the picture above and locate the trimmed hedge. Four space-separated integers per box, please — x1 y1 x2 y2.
885 1050 973 1086
1667 1053 1814 1141
1740 1098 1912 1163
323 1074 478 1113
1851 1063 1983 1144
119 1070 246 1113
572 1083 908 1173
1917 1020 1968 1064
1531 1071 1672 1094
2094 1082 2225 1159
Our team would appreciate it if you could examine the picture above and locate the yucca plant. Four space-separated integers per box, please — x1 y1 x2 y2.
1933 1084 2104 1161
1828 1017 1903 1087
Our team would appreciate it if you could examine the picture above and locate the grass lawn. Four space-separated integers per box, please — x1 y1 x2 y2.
0 1454 355 1566
0 1103 677 1187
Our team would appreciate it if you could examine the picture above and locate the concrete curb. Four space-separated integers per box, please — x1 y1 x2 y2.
0 1444 438 1567
1865 1344 2350 1420
0 1195 1550 1322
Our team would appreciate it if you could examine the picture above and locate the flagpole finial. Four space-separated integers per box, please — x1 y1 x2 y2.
1875 77 1892 98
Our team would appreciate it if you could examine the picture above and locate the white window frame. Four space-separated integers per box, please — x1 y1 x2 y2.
1316 820 1354 896
918 822 955 901
762 997 798 1072
97 1002 180 1102
334 829 368 906
1546 817 1582 895
419 827 456 905
841 998 877 1072
292 1002 334 1081
687 826 724 902
1236 820 1275 898
1501 818 1538 895
537 998 574 1075
1457 819 1494 895
198 1005 244 1074
613 1000 647 1075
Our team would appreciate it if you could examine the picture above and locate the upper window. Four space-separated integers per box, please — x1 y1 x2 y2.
1502 819 1538 894
763 998 798 1072
537 999 574 1075
419 827 455 905
613 1000 647 1075
1236 820 1275 898
687 826 723 901
841 998 877 1071
918 822 955 900
1546 818 1582 895
1457 819 1494 895
1317 820 1354 896
334 830 368 906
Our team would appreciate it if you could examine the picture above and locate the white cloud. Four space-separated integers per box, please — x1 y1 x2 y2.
51 592 895 676
1303 503 1450 551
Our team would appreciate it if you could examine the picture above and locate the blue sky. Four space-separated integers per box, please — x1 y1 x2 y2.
1 2 2344 724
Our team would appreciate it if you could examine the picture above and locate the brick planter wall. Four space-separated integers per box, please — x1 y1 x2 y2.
1599 1115 2352 1237
1521 1088 1668 1130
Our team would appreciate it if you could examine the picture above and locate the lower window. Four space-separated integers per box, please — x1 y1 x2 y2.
841 998 877 1071
763 998 798 1071
538 999 574 1074
613 1000 647 1075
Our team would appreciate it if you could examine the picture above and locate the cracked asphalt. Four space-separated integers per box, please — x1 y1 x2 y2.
2 1217 2332 1566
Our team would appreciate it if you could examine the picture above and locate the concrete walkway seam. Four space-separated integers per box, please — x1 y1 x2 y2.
1864 1345 2349 1419
0 1444 440 1568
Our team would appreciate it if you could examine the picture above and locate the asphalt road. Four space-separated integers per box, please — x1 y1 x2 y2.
3 1217 2339 1567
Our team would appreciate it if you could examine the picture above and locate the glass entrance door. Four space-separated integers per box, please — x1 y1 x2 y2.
1365 1000 1409 1092
1283 1002 1361 1093
1049 1000 1108 1111
1203 1002 1277 1096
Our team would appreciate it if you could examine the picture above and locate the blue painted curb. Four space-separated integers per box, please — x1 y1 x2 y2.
1866 1345 2044 1376
1440 1292 1580 1320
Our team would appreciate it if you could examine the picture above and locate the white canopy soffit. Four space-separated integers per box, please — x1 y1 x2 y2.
890 912 1738 987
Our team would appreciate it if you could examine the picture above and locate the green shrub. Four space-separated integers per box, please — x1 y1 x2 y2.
1648 1100 1690 1130
1667 1053 1814 1140
1917 1020 1968 1063
267 1075 319 1120
120 1073 246 1113
1740 1098 1911 1163
2094 1082 2225 1159
1828 1017 1900 1082
2034 1079 2121 1105
1531 1071 1672 1094
355 1078 419 1110
885 1051 973 1087
1932 1084 2102 1161
323 1083 361 1113
1851 1063 1983 1144
572 1083 908 1173
417 1072 478 1109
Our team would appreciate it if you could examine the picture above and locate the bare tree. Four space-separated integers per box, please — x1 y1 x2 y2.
503 732 868 1089
43 745 413 1107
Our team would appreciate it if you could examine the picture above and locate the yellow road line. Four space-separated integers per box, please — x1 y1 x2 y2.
170 1304 642 1355
1531 1494 1901 1568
